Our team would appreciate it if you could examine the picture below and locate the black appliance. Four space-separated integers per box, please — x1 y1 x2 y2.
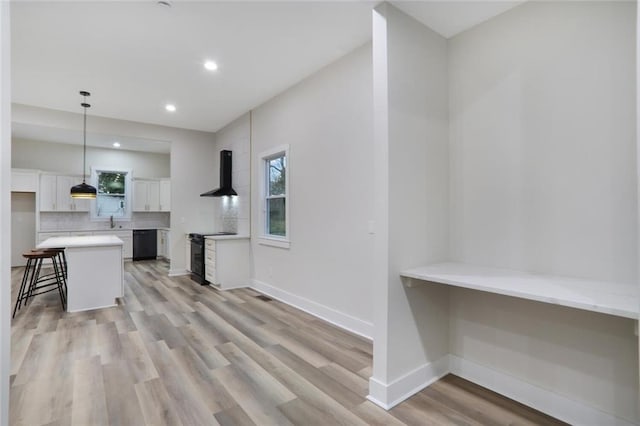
188 232 236 285
200 150 238 197
133 229 157 260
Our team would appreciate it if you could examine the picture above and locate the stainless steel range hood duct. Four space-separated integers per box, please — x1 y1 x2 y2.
200 150 238 197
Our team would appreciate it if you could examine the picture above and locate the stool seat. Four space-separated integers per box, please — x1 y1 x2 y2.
24 250 55 258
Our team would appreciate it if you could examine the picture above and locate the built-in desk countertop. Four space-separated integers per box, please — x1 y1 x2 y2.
38 235 124 312
401 262 638 320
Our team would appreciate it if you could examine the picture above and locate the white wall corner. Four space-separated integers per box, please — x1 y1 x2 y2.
367 355 450 410
250 279 373 340
449 355 638 426
0 2 10 425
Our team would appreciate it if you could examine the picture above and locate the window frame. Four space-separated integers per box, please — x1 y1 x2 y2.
90 166 133 221
259 145 290 249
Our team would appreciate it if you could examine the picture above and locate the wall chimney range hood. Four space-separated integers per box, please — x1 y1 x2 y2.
201 150 238 197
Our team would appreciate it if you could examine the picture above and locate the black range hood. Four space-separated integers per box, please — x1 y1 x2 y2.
201 150 238 197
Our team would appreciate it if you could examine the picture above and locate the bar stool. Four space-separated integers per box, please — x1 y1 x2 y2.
13 250 66 318
36 248 67 288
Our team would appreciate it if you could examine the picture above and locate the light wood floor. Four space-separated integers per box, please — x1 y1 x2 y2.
10 260 566 426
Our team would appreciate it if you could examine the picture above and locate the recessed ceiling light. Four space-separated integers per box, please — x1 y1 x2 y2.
165 104 176 112
113 142 121 148
204 61 218 71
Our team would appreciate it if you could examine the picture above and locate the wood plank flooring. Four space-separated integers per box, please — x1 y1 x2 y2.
10 260 566 425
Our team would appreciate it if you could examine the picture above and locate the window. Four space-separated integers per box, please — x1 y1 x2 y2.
91 167 132 220
260 145 290 248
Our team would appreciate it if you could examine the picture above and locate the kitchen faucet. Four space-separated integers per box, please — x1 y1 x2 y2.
110 215 115 229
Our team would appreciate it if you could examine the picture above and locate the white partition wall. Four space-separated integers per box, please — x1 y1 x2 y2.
369 3 450 408
0 2 9 425
371 1 639 423
637 0 640 408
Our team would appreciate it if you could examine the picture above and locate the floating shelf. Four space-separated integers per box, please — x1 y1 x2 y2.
401 262 638 320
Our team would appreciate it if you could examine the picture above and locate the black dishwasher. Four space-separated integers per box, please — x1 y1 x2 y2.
133 229 157 260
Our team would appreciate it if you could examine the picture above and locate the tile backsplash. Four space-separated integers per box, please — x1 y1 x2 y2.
40 212 170 231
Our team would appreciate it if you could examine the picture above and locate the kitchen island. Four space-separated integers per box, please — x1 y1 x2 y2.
37 235 124 312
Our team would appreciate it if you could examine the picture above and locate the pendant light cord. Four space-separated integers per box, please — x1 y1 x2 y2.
80 90 90 184
83 101 87 184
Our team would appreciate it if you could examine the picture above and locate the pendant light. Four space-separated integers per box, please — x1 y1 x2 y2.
70 91 97 199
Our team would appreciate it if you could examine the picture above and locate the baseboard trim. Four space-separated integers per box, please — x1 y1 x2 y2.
250 279 373 340
68 303 117 313
168 269 189 277
449 355 638 426
367 355 450 409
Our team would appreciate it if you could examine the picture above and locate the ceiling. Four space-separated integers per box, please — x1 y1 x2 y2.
12 122 171 154
11 1 523 147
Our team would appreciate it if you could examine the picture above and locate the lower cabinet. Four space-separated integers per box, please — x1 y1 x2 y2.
157 229 170 260
83 231 133 259
204 238 250 290
204 239 216 284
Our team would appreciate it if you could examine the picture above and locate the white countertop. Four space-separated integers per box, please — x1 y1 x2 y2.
204 234 250 240
401 262 638 320
38 235 124 249
39 227 170 233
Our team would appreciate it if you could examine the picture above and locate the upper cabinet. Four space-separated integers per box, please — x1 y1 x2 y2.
40 174 89 212
133 179 169 212
11 169 38 192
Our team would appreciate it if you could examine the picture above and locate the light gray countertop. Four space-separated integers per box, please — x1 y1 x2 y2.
204 234 250 240
39 227 170 233
38 235 124 248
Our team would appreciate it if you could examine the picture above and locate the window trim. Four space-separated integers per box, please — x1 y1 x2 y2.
258 145 290 249
90 166 133 221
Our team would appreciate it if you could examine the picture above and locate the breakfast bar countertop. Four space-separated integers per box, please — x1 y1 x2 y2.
36 235 124 313
38 235 124 249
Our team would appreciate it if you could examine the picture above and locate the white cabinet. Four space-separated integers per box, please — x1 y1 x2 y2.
91 230 133 259
133 179 161 212
159 179 171 212
157 229 170 260
185 237 191 272
40 174 90 212
204 239 217 284
204 237 250 289
40 174 57 211
11 169 38 192
111 231 133 259
57 176 90 212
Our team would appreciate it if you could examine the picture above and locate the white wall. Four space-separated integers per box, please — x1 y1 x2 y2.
637 0 640 402
12 138 170 179
446 2 638 422
369 3 450 406
11 193 35 267
249 43 374 337
213 112 251 236
0 2 10 424
367 1 638 422
12 104 217 274
449 1 637 285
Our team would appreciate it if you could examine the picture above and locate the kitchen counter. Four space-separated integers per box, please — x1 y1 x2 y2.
204 234 250 241
38 235 123 248
39 227 170 232
37 235 124 312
